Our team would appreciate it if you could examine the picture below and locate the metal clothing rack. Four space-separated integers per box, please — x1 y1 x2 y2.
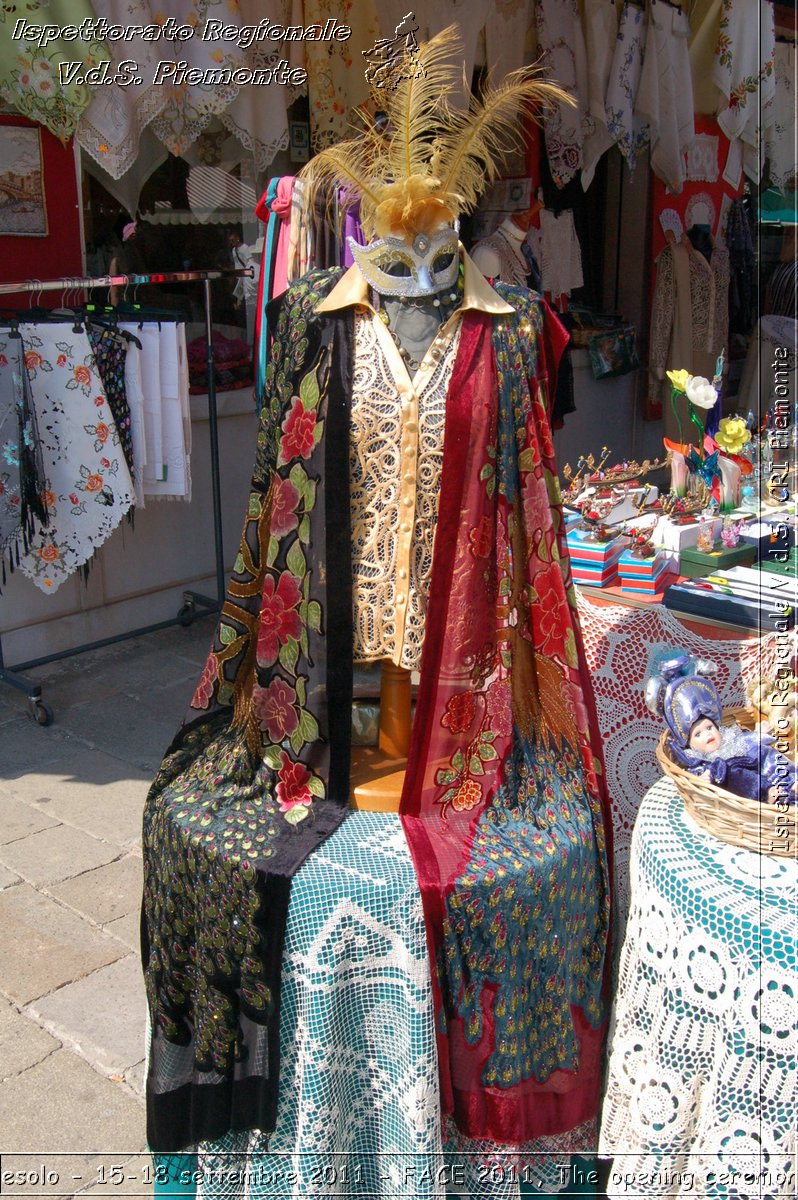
0 266 253 725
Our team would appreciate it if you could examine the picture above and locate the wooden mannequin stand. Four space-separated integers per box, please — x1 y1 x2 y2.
350 661 412 812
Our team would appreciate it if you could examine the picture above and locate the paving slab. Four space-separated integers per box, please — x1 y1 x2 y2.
0 862 22 889
124 1059 146 1098
26 955 147 1078
0 715 85 779
0 792 62 845
7 750 150 848
53 695 175 773
0 884 127 1005
104 909 142 952
0 825 121 887
0 1049 146 1157
48 856 143 926
0 997 61 1079
134 677 198 730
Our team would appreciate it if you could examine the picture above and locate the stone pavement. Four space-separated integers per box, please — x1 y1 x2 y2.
0 616 216 1198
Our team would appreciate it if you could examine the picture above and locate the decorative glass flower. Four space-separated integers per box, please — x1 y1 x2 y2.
715 416 751 456
684 375 718 410
666 368 691 393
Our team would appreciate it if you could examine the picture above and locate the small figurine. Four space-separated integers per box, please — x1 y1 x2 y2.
696 520 715 554
646 655 798 805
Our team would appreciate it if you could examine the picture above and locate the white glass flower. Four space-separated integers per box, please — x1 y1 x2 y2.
685 376 718 410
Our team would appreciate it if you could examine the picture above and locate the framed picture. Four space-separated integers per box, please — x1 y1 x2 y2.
0 124 48 236
289 121 310 165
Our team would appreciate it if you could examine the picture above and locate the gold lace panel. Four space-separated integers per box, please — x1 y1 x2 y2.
350 309 461 671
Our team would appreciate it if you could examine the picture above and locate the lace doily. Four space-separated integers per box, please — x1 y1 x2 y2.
599 777 797 1200
574 592 786 940
189 813 588 1198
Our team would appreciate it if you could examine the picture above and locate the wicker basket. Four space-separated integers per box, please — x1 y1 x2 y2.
656 709 797 856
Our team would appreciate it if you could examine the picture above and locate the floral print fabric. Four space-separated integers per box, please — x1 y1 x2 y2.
0 0 105 141
15 324 134 593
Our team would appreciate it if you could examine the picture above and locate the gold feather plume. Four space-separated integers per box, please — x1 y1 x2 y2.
431 67 572 218
298 26 574 243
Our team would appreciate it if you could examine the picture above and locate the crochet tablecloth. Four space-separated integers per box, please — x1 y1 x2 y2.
156 811 598 1199
598 777 797 1200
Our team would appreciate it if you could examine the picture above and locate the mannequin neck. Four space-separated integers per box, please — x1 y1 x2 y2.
381 295 445 371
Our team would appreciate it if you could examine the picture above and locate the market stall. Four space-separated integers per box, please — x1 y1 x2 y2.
0 4 794 1199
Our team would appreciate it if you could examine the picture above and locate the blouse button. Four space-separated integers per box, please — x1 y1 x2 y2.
403 496 413 507
396 593 406 605
399 568 407 579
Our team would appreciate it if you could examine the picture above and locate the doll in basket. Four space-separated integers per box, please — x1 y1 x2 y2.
646 656 798 805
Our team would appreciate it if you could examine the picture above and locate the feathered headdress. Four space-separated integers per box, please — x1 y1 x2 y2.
298 26 571 243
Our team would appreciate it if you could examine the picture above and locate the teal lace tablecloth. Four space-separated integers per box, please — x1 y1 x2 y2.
153 812 599 1199
599 777 798 1200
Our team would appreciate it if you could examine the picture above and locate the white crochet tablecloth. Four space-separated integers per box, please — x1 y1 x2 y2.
598 777 798 1200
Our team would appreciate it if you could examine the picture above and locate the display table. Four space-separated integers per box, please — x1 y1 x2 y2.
155 812 597 1199
598 777 797 1200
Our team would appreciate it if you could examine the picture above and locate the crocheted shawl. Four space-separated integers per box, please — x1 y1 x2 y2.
142 269 611 1151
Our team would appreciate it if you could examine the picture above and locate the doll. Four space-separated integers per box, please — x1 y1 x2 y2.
646 655 798 804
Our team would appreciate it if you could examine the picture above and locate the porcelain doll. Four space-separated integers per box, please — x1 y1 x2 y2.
646 655 798 804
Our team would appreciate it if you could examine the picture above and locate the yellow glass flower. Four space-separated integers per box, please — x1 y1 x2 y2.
666 369 691 393
715 416 751 455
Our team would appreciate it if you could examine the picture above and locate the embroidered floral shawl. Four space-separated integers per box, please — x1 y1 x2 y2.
142 269 611 1152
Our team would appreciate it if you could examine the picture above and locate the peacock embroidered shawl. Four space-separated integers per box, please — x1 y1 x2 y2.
141 266 612 1152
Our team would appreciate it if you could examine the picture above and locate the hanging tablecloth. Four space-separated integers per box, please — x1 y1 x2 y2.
155 811 597 1199
604 1 650 173
534 0 589 188
634 0 695 194
0 0 106 141
711 0 775 185
15 323 134 593
599 777 797 1200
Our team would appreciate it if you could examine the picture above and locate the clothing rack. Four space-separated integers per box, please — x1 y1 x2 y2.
0 266 253 725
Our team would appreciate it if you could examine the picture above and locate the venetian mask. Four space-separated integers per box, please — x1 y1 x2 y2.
349 227 460 298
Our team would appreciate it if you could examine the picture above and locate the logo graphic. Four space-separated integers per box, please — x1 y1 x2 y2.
363 12 425 88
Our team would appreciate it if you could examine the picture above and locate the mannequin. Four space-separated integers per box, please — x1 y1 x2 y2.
142 26 611 1160
470 209 540 286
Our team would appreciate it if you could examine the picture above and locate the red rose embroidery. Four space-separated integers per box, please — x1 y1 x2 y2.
94 397 105 407
441 691 478 734
56 354 67 367
280 396 316 461
84 473 103 493
256 571 302 666
275 751 313 812
270 475 300 537
532 564 566 656
73 365 91 386
95 423 110 444
254 677 299 743
100 457 110 468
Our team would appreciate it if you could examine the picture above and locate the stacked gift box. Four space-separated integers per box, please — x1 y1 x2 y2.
616 547 674 594
566 530 627 586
